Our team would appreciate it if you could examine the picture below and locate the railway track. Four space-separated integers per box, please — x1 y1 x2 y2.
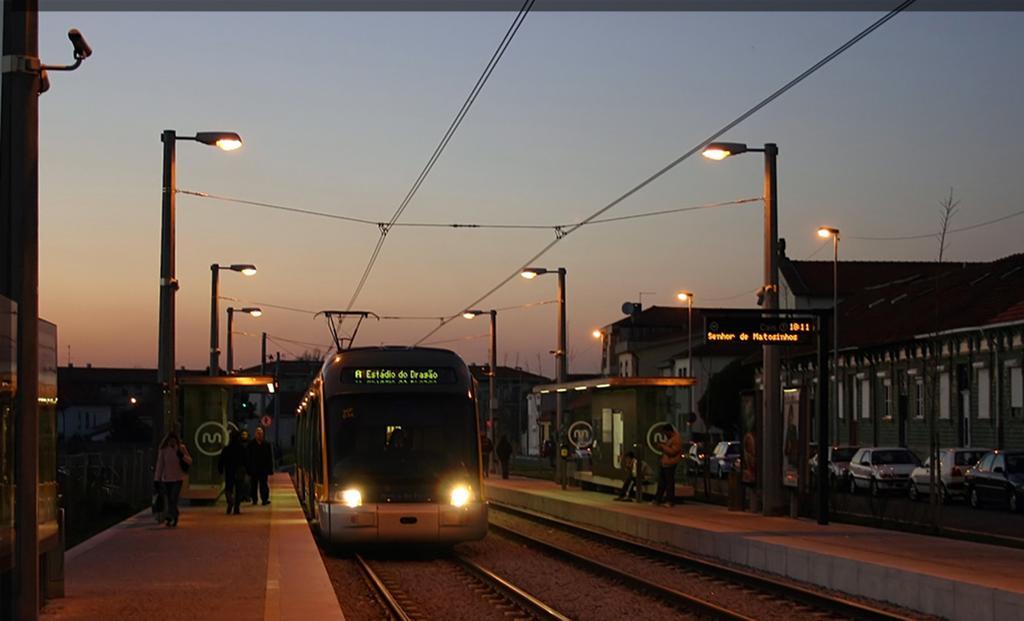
489 501 918 621
355 552 571 621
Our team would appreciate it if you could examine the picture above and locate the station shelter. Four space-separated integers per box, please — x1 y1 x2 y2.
532 376 696 489
176 375 275 501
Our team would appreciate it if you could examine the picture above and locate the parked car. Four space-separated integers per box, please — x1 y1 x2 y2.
908 448 988 503
808 445 860 488
709 441 741 479
847 447 920 496
965 449 1024 512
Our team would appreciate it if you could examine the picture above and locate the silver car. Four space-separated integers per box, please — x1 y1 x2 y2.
848 447 920 496
908 448 989 503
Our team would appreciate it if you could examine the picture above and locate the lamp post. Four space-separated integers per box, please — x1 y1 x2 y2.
158 130 242 442
703 141 781 514
210 263 257 376
225 306 262 374
676 291 694 422
817 227 840 444
521 266 568 489
464 309 498 473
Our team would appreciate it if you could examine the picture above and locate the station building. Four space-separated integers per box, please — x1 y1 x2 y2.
778 250 1024 454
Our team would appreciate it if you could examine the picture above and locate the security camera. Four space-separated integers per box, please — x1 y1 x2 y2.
68 29 92 60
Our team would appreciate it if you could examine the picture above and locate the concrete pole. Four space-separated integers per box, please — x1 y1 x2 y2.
226 307 235 375
832 234 839 444
209 264 220 375
158 129 177 440
1 1 41 616
489 310 497 473
557 268 567 490
687 296 693 417
761 143 783 515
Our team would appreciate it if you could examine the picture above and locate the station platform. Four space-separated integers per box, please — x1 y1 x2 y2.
41 474 344 621
485 477 1024 621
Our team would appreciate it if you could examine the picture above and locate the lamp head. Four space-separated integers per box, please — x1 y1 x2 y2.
194 131 243 151
240 307 262 317
702 142 748 160
592 329 602 339
229 264 258 276
520 268 542 279
462 310 482 320
676 291 693 302
817 226 839 239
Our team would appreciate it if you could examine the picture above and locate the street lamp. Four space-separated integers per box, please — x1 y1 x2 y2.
210 263 257 376
676 291 695 419
464 309 498 473
521 266 568 489
225 306 261 375
591 329 602 339
817 226 840 444
703 140 781 515
158 130 243 443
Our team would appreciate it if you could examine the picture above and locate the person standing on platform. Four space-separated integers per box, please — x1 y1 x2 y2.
218 430 247 515
496 434 513 480
247 427 274 505
154 432 192 527
239 429 252 503
480 433 494 478
653 424 684 507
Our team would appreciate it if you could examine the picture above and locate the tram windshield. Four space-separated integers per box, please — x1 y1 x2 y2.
326 394 478 500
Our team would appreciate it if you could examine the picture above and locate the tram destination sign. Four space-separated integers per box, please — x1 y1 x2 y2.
704 312 817 346
342 367 458 385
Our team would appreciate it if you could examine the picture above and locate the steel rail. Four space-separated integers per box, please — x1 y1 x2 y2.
354 554 414 621
452 554 572 621
488 521 754 621
490 501 913 621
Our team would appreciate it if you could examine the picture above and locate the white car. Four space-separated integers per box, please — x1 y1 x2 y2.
908 448 989 503
847 447 920 496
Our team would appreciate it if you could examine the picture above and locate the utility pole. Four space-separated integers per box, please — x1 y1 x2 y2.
761 143 782 515
489 310 498 465
157 129 177 441
1 2 40 618
556 268 568 489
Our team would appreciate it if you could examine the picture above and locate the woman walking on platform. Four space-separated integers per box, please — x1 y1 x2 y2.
154 432 192 527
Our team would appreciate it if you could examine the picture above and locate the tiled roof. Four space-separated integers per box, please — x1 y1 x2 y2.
824 253 1024 350
781 257 976 298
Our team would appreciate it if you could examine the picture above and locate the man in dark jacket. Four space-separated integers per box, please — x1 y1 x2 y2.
496 435 513 480
217 430 248 515
247 426 274 505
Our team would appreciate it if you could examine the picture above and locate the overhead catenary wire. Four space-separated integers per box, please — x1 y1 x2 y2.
344 0 537 314
847 206 1024 241
180 189 760 233
414 0 919 346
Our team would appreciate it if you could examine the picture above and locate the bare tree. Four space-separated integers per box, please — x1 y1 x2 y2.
929 188 960 526
297 349 324 362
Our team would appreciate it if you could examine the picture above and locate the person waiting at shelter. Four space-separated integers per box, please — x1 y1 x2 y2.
614 451 649 502
652 423 684 507
154 431 192 527
247 426 274 506
218 430 248 515
496 434 513 479
480 433 494 477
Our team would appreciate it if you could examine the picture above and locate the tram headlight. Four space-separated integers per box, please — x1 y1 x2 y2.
450 485 472 508
339 488 362 508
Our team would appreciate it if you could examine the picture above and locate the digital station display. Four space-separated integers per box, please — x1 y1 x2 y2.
342 367 458 385
704 315 816 346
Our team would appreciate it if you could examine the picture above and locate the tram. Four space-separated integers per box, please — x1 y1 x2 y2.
295 346 488 544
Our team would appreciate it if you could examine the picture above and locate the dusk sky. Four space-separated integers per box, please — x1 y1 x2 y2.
32 8 1024 375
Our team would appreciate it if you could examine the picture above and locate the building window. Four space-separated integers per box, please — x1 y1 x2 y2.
978 368 991 420
915 378 925 419
860 379 871 419
882 379 893 420
940 372 951 420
